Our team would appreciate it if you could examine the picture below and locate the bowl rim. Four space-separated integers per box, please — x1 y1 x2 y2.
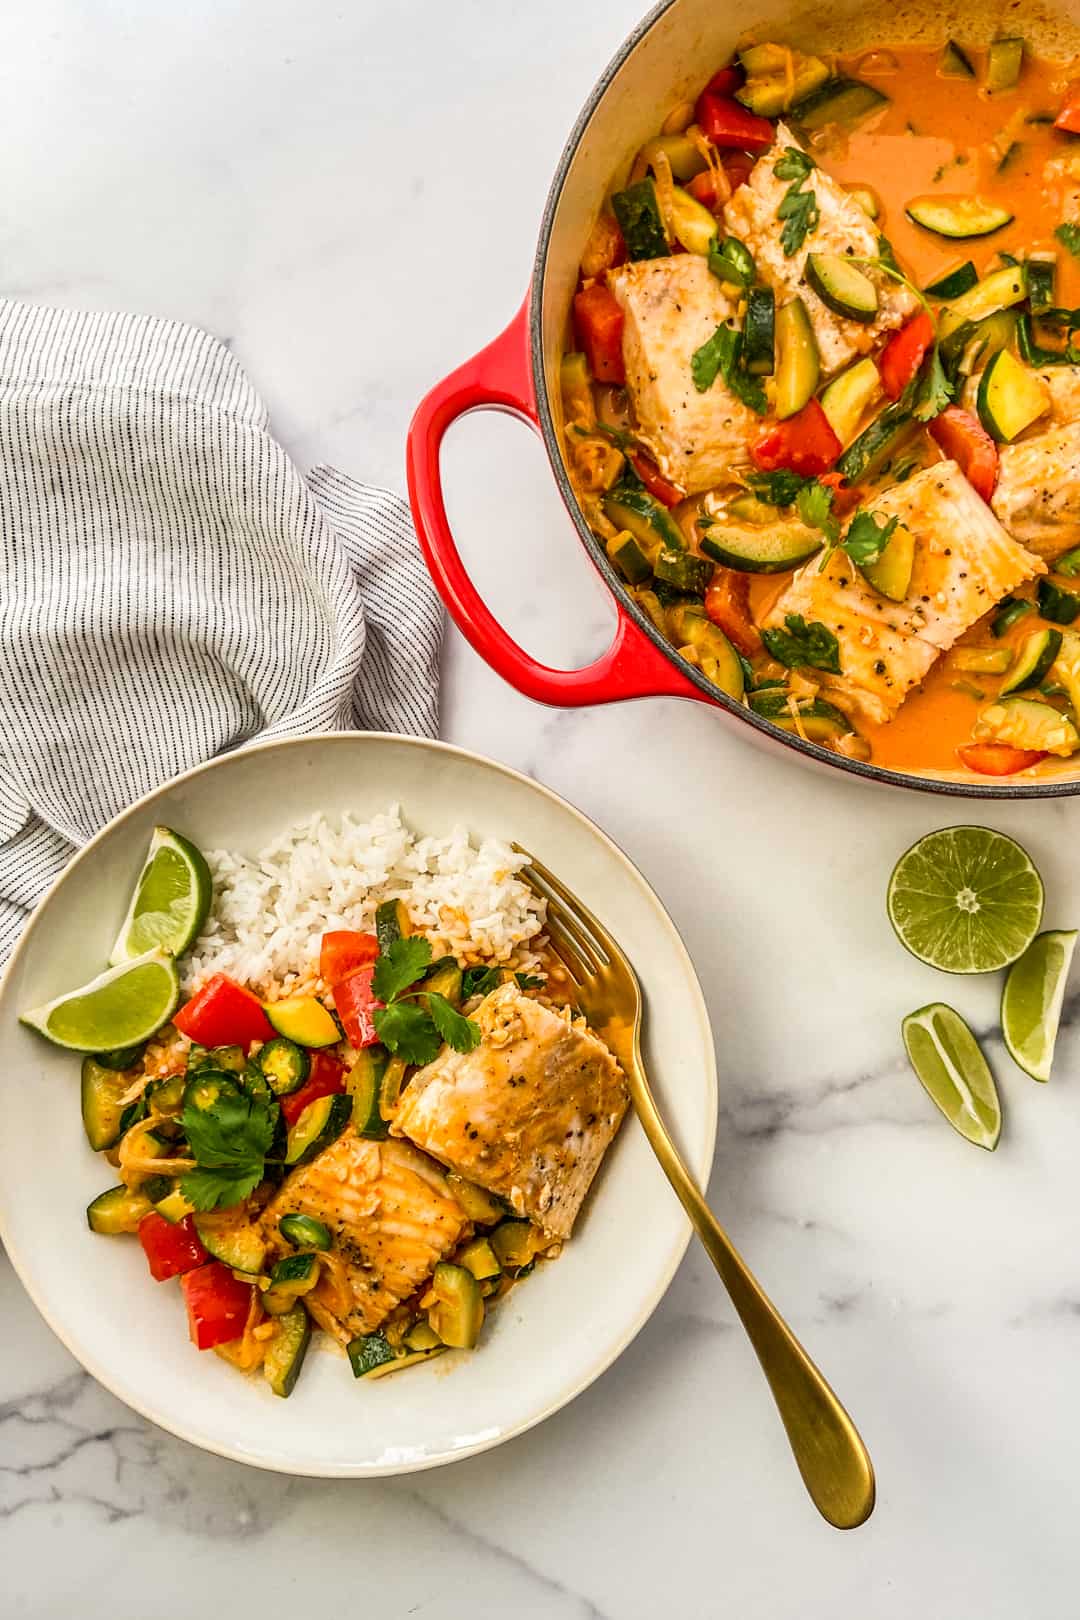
0 729 718 1477
526 0 1080 801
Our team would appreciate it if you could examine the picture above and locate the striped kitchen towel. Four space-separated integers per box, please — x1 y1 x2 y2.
0 299 443 963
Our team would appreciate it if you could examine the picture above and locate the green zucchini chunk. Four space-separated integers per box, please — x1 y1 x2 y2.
1027 255 1057 314
924 261 978 299
264 1306 311 1398
774 296 820 421
939 40 975 77
665 604 745 699
606 530 652 585
977 350 1050 442
264 994 339 1049
700 521 821 573
347 1044 390 1138
985 37 1024 93
375 898 411 953
744 286 776 376
991 597 1035 638
860 523 916 603
602 486 685 559
427 1261 485 1349
805 253 879 323
422 958 464 1008
195 1214 266 1274
835 401 915 483
1000 629 1063 694
87 1184 152 1236
610 178 668 261
1038 578 1080 626
285 1092 352 1166
792 77 888 131
653 547 712 594
906 196 1014 239
81 1057 133 1152
820 357 881 445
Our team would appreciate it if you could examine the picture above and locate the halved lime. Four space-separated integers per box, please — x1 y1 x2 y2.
20 949 181 1052
902 1003 1002 1150
887 826 1043 973
109 826 212 964
1001 928 1077 1082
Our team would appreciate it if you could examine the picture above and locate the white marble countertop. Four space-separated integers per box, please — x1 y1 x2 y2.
4 2 1080 1614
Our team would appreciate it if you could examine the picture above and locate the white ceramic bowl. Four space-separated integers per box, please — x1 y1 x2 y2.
0 734 717 1476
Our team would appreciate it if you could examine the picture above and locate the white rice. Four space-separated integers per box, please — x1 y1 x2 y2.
181 805 547 998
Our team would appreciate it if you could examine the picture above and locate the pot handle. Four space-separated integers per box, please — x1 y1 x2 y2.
406 297 705 707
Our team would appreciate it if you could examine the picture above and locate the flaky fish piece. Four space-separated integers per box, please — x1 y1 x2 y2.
992 419 1080 562
259 1133 470 1343
392 982 628 1241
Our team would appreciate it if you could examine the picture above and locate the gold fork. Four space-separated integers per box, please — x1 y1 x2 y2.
516 847 876 1531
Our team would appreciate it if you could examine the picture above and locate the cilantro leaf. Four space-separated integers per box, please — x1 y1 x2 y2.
913 344 953 422
426 992 482 1055
774 146 815 182
373 999 443 1065
1056 222 1080 259
761 613 842 674
778 187 819 256
841 511 898 566
876 233 901 275
796 479 840 543
463 965 502 999
747 469 810 507
691 323 767 413
180 1164 265 1213
372 935 432 1002
515 972 545 990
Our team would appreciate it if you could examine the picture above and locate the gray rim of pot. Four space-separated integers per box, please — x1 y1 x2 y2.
526 0 1077 799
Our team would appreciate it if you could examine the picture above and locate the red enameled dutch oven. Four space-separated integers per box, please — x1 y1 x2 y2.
406 0 1080 799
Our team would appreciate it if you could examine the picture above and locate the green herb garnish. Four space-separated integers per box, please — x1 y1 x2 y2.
180 1088 278 1211
761 613 842 674
1055 223 1080 259
842 510 898 566
372 936 481 1065
691 322 767 413
774 147 819 257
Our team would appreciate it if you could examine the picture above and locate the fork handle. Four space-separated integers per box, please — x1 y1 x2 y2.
634 1077 875 1529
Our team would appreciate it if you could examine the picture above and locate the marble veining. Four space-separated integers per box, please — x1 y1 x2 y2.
3 0 1080 1615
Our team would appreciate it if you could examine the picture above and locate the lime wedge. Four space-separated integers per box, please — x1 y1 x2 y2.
887 825 1043 973
20 949 181 1052
902 1003 1002 1150
109 826 212 964
1001 928 1077 1082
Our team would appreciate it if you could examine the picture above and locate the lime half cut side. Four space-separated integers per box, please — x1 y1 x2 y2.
109 826 212 964
902 1003 1002 1150
20 949 181 1052
887 825 1043 974
1001 929 1077 1082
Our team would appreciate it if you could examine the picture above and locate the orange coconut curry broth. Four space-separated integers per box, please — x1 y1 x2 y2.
561 35 1080 779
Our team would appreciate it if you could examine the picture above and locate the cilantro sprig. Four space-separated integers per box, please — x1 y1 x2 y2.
372 936 481 1066
1055 222 1080 260
691 322 767 414
761 613 841 674
841 510 898 566
773 147 819 257
180 1087 278 1211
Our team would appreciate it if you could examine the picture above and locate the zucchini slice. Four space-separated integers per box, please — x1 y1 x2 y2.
744 286 775 376
447 1173 506 1225
458 1236 502 1282
805 254 879 323
489 1219 544 1272
737 45 830 117
347 1330 445 1379
973 695 1079 756
195 1213 266 1274
285 1092 351 1166
1027 255 1057 314
1054 546 1080 578
427 1261 485 1349
986 37 1024 93
991 596 1035 638
846 186 880 221
347 1044 390 1137
606 529 651 584
668 186 718 256
665 604 744 699
610 179 668 261
774 297 820 421
636 133 707 184
653 548 711 594
860 523 916 603
924 261 978 299
87 1185 152 1236
279 1213 332 1251
1000 628 1063 694
375 898 411 952
81 1057 133 1152
422 958 464 1008
1038 578 1080 625
792 77 888 131
938 265 1028 340
820 357 882 445
906 196 1014 239
263 994 339 1050
700 520 821 573
263 1306 311 1399
939 40 976 78
976 350 1050 442
835 401 915 484
749 689 851 742
948 646 1014 675
154 1186 197 1224
602 486 685 560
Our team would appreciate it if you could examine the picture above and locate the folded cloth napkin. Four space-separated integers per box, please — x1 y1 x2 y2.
0 299 442 964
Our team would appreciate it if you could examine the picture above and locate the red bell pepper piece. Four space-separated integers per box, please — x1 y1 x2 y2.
704 65 745 96
173 973 273 1050
1055 82 1080 133
957 743 1047 777
138 1212 208 1281
320 929 379 988
181 1262 255 1350
704 569 761 657
752 400 842 478
878 311 935 401
695 92 774 153
722 150 757 191
280 1049 346 1128
572 284 625 385
689 152 757 211
627 449 683 507
332 964 382 1052
687 169 722 211
929 406 999 502
818 470 861 518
